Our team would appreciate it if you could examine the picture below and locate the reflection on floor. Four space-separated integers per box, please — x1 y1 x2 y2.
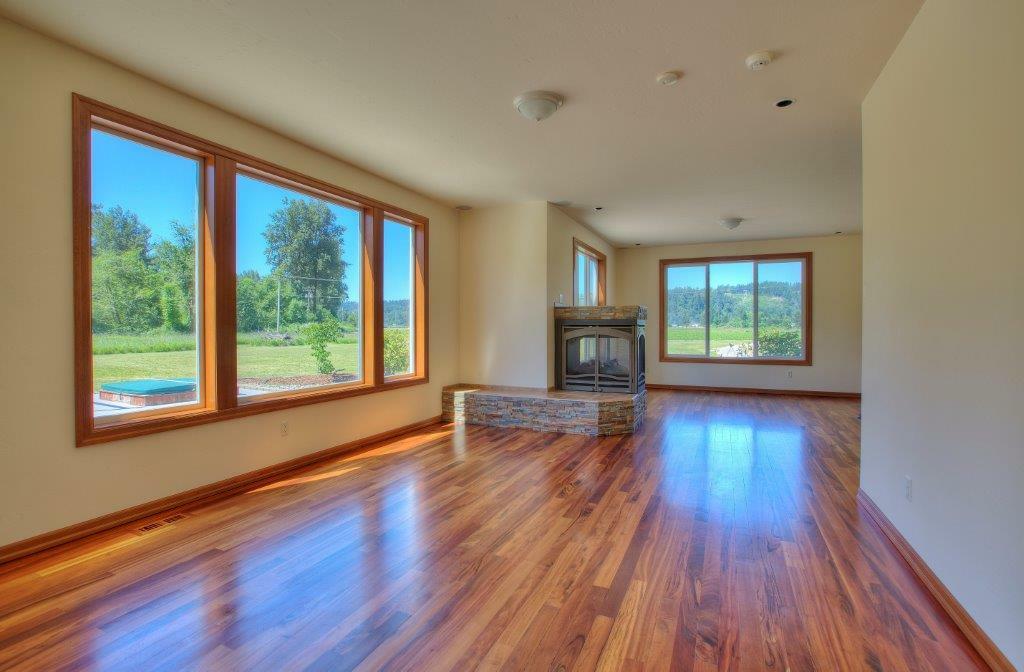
0 391 985 671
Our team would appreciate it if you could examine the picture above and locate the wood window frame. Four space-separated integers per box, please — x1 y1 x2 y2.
73 94 428 446
572 238 607 306
658 252 812 365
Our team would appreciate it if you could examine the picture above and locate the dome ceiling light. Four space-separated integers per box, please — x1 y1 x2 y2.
513 91 564 122
720 217 744 230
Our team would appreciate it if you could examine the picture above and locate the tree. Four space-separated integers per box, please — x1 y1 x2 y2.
153 221 196 326
159 283 189 332
263 198 347 317
91 249 160 333
92 205 152 257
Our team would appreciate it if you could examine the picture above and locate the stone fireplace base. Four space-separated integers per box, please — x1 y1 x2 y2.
442 384 646 435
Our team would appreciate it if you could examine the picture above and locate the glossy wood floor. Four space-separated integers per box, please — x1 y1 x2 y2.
0 392 986 671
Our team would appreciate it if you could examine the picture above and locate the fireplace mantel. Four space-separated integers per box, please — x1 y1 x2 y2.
554 305 647 321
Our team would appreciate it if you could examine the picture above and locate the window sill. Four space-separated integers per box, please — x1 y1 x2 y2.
659 356 812 366
78 376 430 446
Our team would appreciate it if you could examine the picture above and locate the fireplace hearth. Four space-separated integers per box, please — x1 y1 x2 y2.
555 306 646 394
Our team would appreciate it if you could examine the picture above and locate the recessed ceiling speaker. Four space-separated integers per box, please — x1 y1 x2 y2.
720 217 744 230
513 91 564 122
745 51 774 71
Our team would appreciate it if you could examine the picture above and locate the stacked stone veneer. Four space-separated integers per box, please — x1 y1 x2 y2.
553 305 647 321
442 385 646 436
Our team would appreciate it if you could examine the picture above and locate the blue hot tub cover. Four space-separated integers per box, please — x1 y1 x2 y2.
100 378 196 396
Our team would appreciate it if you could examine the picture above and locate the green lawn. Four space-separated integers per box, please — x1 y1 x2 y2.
666 326 754 356
92 342 360 389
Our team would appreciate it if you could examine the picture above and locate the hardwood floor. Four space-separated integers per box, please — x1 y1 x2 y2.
0 391 986 671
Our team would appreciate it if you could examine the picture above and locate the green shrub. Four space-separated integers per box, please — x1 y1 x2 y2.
758 328 802 357
383 327 410 376
302 317 343 374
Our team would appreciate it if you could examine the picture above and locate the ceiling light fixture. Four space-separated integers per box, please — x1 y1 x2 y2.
594 206 604 212
745 50 774 71
775 98 795 108
720 217 744 230
513 91 564 122
656 71 682 86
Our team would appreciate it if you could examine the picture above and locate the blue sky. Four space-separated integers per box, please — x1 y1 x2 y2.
667 260 801 290
92 129 412 301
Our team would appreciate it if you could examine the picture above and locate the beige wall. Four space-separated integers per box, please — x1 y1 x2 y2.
545 204 617 387
861 0 1023 666
457 202 549 387
0 19 459 547
617 235 862 393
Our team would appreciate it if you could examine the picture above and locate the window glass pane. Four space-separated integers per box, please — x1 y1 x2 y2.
90 129 202 421
384 219 415 377
756 260 804 358
709 262 754 358
575 251 588 305
588 256 599 305
235 173 362 398
665 265 707 356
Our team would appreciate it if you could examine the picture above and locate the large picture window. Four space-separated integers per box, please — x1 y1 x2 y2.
235 171 364 400
73 95 428 445
660 253 811 364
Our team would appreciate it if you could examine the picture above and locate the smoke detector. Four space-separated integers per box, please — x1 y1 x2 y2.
513 91 564 122
745 51 774 71
655 70 682 86
720 217 744 230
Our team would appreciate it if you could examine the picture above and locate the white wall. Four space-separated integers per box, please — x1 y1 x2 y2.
861 0 1023 666
545 204 617 387
617 235 862 393
457 202 549 387
0 18 459 547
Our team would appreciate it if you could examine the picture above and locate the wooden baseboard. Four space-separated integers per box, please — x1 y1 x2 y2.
645 383 861 399
857 490 1014 671
0 415 445 566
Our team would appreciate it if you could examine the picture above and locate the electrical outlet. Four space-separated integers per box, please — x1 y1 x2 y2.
904 476 913 502
280 421 289 437
787 370 793 378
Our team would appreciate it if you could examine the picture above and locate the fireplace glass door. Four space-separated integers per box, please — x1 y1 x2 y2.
562 326 635 392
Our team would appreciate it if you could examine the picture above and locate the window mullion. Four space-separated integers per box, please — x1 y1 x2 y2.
213 155 237 410
370 207 385 386
752 262 759 358
704 264 711 357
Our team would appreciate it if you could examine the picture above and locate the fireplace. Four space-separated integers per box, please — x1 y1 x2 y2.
555 306 646 394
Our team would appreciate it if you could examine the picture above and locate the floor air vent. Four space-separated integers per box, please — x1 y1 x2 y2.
135 512 188 535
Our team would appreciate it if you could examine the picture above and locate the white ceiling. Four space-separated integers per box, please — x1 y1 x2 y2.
1 0 920 246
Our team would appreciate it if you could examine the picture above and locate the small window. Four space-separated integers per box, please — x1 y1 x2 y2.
89 128 206 424
660 253 811 364
573 239 606 306
235 171 364 399
383 219 416 377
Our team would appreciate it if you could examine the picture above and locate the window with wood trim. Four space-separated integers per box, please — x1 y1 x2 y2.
659 253 811 364
73 95 428 445
573 239 606 306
